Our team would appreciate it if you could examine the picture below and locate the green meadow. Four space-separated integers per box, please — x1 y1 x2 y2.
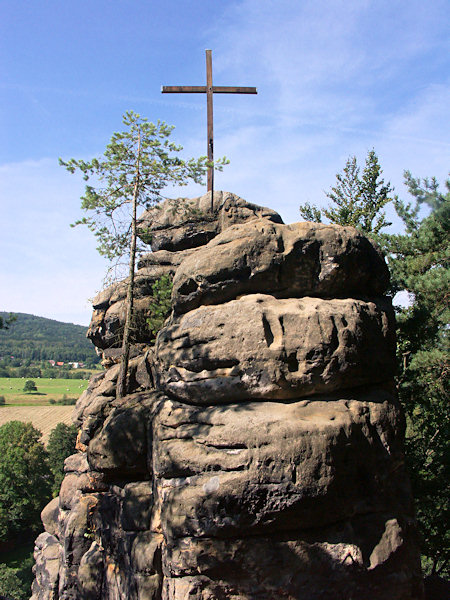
0 377 88 406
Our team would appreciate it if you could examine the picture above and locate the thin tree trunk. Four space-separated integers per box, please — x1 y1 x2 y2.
117 131 141 399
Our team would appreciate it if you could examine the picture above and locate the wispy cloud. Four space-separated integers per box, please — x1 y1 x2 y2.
1 0 449 324
0 159 106 324
198 0 450 221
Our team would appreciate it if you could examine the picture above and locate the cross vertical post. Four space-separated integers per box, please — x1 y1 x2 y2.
206 50 214 198
162 50 257 212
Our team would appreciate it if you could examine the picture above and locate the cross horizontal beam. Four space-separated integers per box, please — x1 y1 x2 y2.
162 85 257 94
162 50 257 207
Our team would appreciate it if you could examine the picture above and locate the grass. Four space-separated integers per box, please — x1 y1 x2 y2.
0 378 85 443
0 377 88 406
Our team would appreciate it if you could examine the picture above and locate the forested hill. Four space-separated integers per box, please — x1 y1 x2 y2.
0 312 98 363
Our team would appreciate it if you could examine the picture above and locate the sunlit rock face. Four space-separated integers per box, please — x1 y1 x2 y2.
137 190 283 252
155 295 396 403
31 192 423 600
171 219 389 314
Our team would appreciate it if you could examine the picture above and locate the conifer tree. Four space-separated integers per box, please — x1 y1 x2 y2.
388 173 449 577
61 111 225 397
299 150 394 236
299 157 449 576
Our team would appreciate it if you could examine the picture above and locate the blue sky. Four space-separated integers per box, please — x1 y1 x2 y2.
1 0 449 325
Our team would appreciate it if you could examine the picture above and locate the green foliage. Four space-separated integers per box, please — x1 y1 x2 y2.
23 380 37 393
0 421 52 542
0 561 31 600
147 275 173 339
388 173 450 323
401 350 449 576
61 110 225 262
0 311 99 364
298 202 323 223
62 110 227 397
0 547 34 600
47 423 78 495
388 173 450 577
0 313 16 331
300 150 394 236
49 396 77 405
301 161 449 576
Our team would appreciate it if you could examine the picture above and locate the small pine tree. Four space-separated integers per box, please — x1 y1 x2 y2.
62 111 226 398
299 150 394 236
146 275 173 340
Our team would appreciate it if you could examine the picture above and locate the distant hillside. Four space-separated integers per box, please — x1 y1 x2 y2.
0 312 98 363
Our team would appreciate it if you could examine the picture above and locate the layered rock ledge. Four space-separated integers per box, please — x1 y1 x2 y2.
32 192 423 600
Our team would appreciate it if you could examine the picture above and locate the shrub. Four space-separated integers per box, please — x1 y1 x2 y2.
0 421 52 541
147 275 173 339
47 423 78 495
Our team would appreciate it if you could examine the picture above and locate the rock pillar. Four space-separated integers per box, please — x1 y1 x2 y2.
32 192 423 600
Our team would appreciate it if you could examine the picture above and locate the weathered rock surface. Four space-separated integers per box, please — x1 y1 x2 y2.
172 220 390 314
156 294 395 403
32 193 423 600
161 518 422 600
87 249 187 350
137 190 283 252
31 533 60 600
153 390 411 539
87 191 281 353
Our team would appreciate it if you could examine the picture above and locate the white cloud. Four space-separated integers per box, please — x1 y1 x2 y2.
1 0 449 324
0 159 107 325
199 0 450 224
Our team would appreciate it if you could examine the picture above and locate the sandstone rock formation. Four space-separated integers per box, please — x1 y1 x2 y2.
32 191 423 600
137 190 283 252
171 220 390 314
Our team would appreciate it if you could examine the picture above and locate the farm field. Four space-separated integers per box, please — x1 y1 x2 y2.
0 406 74 443
0 377 88 405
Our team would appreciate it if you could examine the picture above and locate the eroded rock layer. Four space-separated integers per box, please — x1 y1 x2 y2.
32 191 423 600
155 294 396 403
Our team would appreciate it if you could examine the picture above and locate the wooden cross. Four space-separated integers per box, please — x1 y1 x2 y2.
162 49 257 208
